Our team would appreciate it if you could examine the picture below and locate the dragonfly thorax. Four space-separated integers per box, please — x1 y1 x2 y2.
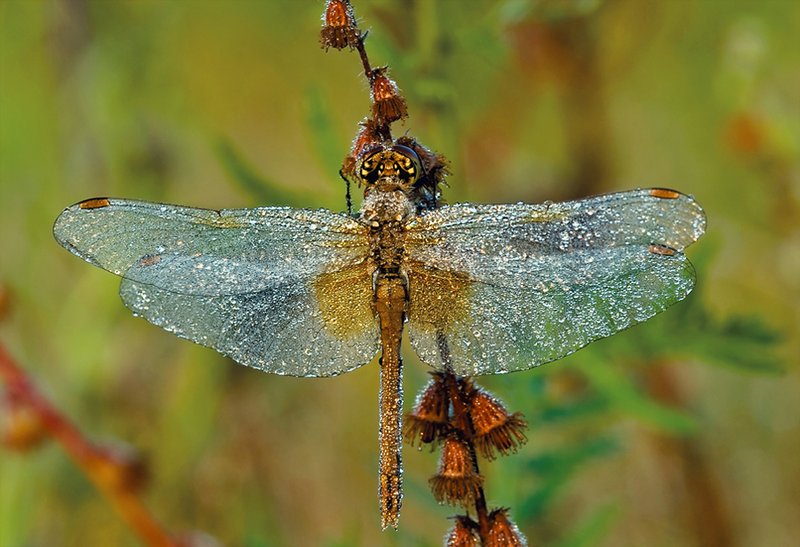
360 187 414 227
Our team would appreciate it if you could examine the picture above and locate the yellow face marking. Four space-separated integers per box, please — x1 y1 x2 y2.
648 243 677 256
314 262 376 339
79 198 111 209
650 188 681 199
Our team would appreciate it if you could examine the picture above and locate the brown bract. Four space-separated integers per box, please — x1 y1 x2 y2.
486 509 527 546
404 372 450 446
429 435 484 506
370 68 408 125
320 0 360 50
468 387 528 460
446 515 480 547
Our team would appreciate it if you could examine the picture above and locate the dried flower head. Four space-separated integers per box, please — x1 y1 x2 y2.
1 390 47 451
469 387 528 460
486 508 527 546
370 68 408 125
93 442 149 493
405 372 450 446
320 0 360 50
429 435 483 506
445 515 480 546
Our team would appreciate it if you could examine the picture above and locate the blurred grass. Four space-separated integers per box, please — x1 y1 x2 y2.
1 0 799 546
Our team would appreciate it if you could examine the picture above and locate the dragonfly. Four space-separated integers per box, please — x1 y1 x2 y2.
54 143 705 528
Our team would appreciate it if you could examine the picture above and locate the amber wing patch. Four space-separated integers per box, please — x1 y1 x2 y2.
407 261 473 333
314 261 376 339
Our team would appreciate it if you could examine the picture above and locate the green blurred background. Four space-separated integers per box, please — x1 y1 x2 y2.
1 0 798 546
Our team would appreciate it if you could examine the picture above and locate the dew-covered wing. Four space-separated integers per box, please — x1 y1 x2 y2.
54 198 369 295
404 188 706 376
54 198 380 376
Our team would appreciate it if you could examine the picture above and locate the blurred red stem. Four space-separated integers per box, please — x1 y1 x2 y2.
0 342 177 547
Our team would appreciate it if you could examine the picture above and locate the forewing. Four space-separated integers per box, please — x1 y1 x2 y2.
405 188 705 375
54 198 368 295
55 198 380 376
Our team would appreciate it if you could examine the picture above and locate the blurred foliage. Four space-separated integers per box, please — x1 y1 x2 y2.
1 0 798 546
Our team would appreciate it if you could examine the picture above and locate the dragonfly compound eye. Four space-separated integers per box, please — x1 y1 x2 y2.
389 145 422 185
359 150 384 185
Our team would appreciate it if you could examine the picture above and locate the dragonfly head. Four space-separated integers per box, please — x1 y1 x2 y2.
358 144 422 192
358 145 421 225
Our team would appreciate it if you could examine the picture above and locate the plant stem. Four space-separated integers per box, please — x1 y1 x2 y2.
0 343 177 547
443 371 492 539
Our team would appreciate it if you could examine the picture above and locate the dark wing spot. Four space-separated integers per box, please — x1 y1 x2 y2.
78 198 111 209
649 188 681 199
648 243 677 256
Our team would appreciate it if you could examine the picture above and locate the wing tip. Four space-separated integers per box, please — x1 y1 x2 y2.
644 187 707 247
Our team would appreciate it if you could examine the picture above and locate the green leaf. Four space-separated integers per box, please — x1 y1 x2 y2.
554 503 620 547
530 395 609 427
520 437 618 520
576 356 698 435
215 138 303 206
304 87 348 186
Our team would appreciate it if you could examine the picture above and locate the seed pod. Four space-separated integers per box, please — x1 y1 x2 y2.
404 372 450 446
320 0 360 50
429 435 483 506
370 68 408 125
469 388 527 460
445 515 479 546
485 508 527 546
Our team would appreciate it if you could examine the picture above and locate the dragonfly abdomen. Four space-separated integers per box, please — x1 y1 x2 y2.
375 275 407 529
